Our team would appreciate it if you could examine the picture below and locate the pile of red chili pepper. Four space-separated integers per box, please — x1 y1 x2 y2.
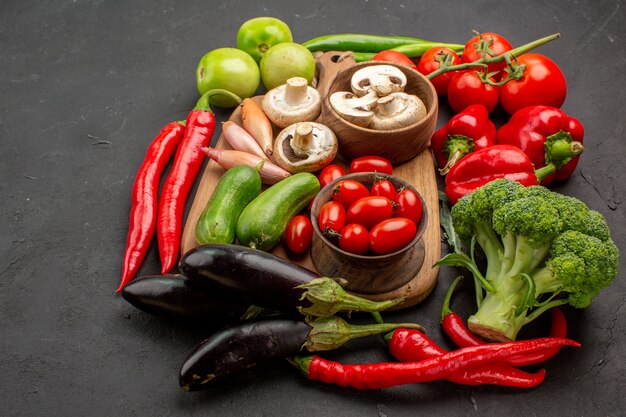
117 89 240 292
291 274 576 390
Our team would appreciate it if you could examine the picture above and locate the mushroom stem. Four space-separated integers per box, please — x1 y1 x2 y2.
376 95 404 116
292 123 314 157
284 77 309 106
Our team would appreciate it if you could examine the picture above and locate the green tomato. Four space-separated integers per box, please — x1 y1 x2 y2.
260 43 316 91
237 17 293 64
196 48 260 107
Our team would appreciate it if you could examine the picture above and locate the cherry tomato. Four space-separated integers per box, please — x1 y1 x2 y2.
369 218 417 255
319 164 346 188
338 223 370 255
370 180 398 201
417 46 462 96
349 156 393 175
284 215 313 254
317 201 347 235
462 32 513 79
395 188 423 224
347 196 394 230
332 180 370 209
371 50 417 69
447 71 499 113
499 53 567 115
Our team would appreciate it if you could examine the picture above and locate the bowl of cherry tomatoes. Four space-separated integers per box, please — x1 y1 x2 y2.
309 172 428 294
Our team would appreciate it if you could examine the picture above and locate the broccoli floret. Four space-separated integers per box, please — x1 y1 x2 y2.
451 179 527 282
441 179 620 342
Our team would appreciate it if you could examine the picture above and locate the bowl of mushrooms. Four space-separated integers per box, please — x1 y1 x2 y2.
319 62 438 165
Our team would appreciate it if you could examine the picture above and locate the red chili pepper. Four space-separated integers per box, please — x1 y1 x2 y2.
440 276 486 346
292 337 579 389
116 121 185 293
431 104 496 175
388 329 545 388
497 105 584 185
157 90 241 274
444 144 539 204
441 277 568 366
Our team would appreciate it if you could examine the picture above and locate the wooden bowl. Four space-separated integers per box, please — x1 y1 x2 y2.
318 61 438 165
309 172 428 294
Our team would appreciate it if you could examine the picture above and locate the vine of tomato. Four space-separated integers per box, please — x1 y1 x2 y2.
417 46 462 96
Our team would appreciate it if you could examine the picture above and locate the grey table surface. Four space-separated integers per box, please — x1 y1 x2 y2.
2 1 625 416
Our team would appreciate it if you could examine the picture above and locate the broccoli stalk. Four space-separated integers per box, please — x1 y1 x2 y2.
438 179 619 342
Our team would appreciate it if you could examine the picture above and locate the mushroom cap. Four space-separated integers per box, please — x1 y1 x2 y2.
262 78 322 128
328 91 378 128
370 92 428 130
273 122 338 173
350 65 408 97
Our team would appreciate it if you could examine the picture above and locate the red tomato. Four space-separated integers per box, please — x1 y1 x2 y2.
370 180 398 201
349 156 393 175
317 201 346 235
447 71 499 113
395 188 423 224
417 46 462 96
332 179 370 209
462 32 513 79
284 215 313 254
338 223 370 255
499 53 567 115
369 218 417 255
319 164 346 188
371 50 416 69
346 196 394 230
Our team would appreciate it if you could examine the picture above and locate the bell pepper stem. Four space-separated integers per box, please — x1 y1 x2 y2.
545 130 584 169
534 164 557 183
195 89 242 111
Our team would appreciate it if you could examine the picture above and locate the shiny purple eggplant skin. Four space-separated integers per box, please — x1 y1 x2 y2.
121 274 248 324
179 316 311 391
179 244 320 311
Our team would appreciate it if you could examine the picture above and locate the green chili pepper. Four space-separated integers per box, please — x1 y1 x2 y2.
302 33 463 54
351 42 465 62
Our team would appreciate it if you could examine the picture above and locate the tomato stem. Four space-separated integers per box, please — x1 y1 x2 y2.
426 33 561 80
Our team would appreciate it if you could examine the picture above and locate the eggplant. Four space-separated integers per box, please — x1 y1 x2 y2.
121 274 249 324
179 315 424 391
179 244 405 317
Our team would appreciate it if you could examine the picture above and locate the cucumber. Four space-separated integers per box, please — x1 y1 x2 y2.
236 172 320 251
195 165 262 245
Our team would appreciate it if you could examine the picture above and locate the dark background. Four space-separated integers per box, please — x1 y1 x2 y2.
1 1 625 416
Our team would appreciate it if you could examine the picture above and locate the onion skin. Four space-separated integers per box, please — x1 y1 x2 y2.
222 121 267 159
200 147 290 184
241 98 275 157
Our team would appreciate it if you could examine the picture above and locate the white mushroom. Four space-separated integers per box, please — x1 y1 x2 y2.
350 65 407 97
370 92 427 130
262 77 322 128
273 122 338 173
328 90 379 128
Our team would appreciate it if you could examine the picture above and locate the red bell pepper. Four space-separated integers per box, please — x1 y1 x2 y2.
497 105 584 185
431 104 496 175
445 144 541 204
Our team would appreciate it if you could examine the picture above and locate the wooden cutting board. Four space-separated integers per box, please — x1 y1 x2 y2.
180 52 441 308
